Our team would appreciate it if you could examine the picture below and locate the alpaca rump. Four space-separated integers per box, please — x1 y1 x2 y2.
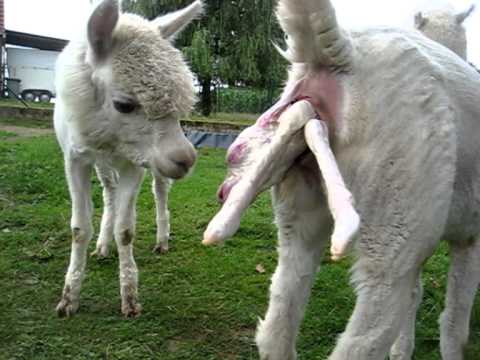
203 78 360 260
209 0 480 358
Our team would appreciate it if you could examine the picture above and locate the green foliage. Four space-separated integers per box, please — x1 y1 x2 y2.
190 112 257 126
122 0 288 116
183 29 214 79
214 87 281 114
0 135 479 359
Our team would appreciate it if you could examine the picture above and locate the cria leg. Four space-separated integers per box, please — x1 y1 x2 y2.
114 164 144 318
304 119 360 260
203 100 316 244
92 164 117 257
152 174 172 254
256 163 330 360
440 237 480 360
56 157 93 317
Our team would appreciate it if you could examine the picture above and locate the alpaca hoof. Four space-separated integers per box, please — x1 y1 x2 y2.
122 301 142 318
152 243 169 254
56 298 79 317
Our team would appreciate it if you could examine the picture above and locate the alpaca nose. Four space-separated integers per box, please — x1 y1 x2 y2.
169 146 197 173
173 158 192 173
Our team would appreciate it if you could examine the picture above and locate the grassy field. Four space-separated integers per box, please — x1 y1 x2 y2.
0 98 257 127
0 132 479 359
0 98 55 109
0 117 53 129
0 130 17 139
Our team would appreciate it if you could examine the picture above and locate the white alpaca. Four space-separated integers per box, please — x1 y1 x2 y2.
204 0 480 359
414 4 475 60
54 0 203 317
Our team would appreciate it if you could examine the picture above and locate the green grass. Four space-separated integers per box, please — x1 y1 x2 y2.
0 98 55 109
0 135 478 359
0 130 17 139
0 108 257 129
0 117 52 129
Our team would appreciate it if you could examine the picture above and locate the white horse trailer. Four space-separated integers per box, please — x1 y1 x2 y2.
6 47 59 102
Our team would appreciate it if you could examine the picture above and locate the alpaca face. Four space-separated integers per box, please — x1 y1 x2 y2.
84 0 202 179
415 4 475 60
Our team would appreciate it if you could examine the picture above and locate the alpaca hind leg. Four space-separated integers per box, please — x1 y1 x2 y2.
440 237 480 360
92 164 118 257
389 274 424 360
152 174 172 254
329 246 428 360
256 162 330 360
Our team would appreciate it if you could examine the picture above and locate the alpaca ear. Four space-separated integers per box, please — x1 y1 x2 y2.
87 0 120 61
153 0 204 40
456 4 475 24
414 12 428 30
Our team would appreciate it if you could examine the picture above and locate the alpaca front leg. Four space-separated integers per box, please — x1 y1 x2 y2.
92 164 117 257
56 157 93 317
152 174 172 254
256 165 330 360
114 164 144 317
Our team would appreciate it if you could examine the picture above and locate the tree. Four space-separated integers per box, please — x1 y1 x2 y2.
123 0 287 116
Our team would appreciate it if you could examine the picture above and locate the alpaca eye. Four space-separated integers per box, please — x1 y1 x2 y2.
113 100 137 114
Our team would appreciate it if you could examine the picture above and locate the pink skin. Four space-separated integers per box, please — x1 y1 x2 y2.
304 120 360 260
217 68 341 206
204 100 316 244
204 68 360 259
226 142 247 165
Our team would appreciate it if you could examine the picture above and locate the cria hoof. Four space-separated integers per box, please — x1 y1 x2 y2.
122 302 142 318
152 244 169 254
56 298 79 317
91 244 109 258
330 251 345 262
330 208 360 261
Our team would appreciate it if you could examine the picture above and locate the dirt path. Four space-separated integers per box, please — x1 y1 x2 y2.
0 125 53 139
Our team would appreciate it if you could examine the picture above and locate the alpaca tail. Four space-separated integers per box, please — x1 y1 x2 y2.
275 0 353 72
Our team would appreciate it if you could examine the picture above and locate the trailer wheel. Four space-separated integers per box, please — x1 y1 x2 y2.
22 91 36 102
39 93 52 103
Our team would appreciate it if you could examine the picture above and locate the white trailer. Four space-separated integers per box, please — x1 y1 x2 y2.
6 47 59 102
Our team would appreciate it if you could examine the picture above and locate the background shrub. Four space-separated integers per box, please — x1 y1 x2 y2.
213 87 281 114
